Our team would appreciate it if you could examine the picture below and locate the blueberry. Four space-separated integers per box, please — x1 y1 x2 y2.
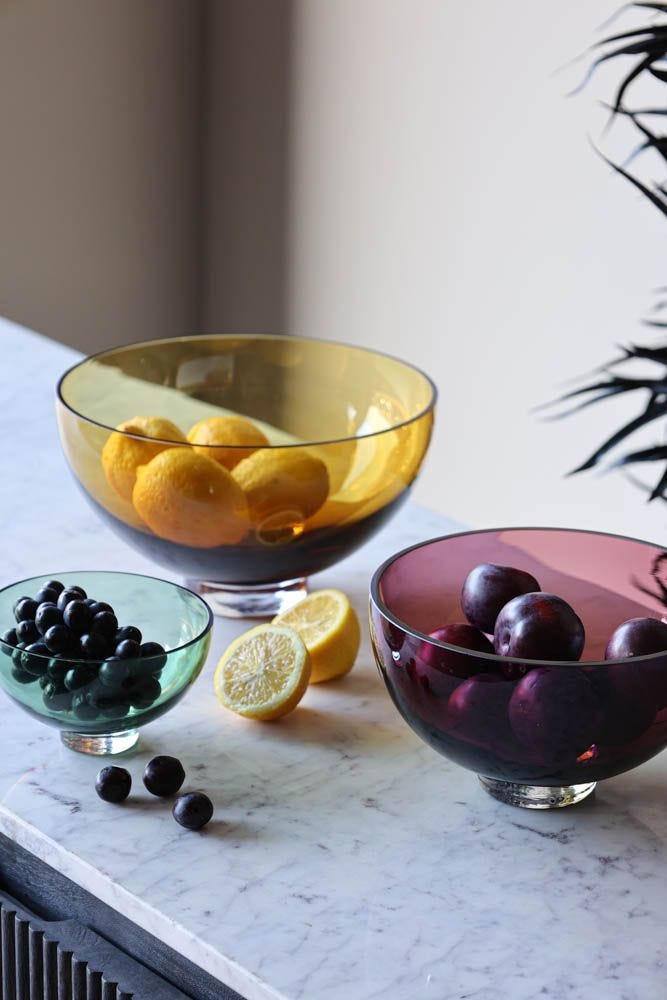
79 632 109 660
44 624 73 655
14 598 38 623
143 755 186 797
1 628 18 647
172 792 213 831
97 699 130 720
57 587 86 611
47 656 69 682
22 642 50 675
87 601 114 617
42 580 65 596
115 639 141 660
127 677 161 709
139 642 167 673
35 603 63 635
71 691 98 721
64 666 96 692
115 625 142 646
89 612 118 639
35 586 59 606
11 643 26 668
83 598 97 607
17 620 39 644
99 658 130 689
95 766 131 803
62 600 91 635
11 665 37 685
42 681 72 711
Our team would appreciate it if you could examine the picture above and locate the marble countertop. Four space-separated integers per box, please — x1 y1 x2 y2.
2 318 667 1000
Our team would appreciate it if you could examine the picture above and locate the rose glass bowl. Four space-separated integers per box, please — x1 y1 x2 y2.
0 571 212 756
369 528 667 809
57 334 435 617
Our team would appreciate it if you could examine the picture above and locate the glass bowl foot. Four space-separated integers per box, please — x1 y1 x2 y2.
478 776 596 809
61 729 140 756
187 577 308 618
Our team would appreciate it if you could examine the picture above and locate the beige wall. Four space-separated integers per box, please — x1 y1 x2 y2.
0 0 202 353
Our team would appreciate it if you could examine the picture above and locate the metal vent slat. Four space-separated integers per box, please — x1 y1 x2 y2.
3 905 16 1000
43 935 58 999
16 917 29 1000
28 926 43 999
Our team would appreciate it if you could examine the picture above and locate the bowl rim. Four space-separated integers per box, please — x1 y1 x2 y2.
0 570 214 666
55 332 438 449
56 333 438 451
369 525 667 668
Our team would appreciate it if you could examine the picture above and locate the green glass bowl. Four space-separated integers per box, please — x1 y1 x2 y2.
0 571 213 755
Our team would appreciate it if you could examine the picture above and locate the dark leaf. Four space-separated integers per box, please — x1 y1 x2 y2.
569 400 667 473
650 64 667 81
612 53 662 113
593 144 667 218
613 444 667 465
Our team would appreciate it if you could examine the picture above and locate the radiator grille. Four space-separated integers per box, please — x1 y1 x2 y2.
0 896 189 1000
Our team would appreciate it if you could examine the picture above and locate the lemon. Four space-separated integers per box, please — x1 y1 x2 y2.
232 448 329 528
214 624 311 720
101 416 186 501
186 416 269 470
273 589 361 683
132 448 248 547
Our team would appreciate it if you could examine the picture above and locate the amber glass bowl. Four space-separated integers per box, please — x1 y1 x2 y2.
370 528 667 810
57 335 435 616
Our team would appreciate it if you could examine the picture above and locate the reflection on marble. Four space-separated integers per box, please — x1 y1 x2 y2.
3 319 667 999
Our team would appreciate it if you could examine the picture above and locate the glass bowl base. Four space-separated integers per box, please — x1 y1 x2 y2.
188 577 308 618
61 729 140 756
478 776 597 809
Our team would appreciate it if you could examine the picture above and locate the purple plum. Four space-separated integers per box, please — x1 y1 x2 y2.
419 623 494 679
605 617 667 660
494 593 585 662
446 673 514 751
461 563 541 634
509 666 602 767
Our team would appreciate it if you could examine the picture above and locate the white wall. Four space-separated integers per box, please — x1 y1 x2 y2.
286 0 667 542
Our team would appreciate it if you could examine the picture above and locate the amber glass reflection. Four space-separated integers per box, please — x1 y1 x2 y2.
57 335 435 584
370 528 667 786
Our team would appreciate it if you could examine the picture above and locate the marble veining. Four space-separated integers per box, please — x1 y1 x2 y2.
1 319 667 999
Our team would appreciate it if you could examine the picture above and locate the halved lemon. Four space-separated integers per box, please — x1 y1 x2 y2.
214 624 311 720
273 589 361 683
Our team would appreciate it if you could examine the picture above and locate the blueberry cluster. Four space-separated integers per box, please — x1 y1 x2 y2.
1 579 167 722
95 756 213 831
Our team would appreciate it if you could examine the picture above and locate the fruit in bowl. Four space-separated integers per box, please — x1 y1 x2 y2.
57 335 435 618
370 528 667 809
0 571 212 755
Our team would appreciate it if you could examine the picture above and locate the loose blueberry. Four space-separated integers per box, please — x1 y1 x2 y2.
143 755 186 797
95 766 131 803
14 598 38 623
62 600 91 635
79 632 109 660
42 579 65 596
89 611 118 639
17 620 39 644
44 624 73 654
35 602 62 635
172 792 213 831
57 587 86 611
1 628 18 647
115 625 142 646
99 658 130 689
140 642 167 672
127 677 161 709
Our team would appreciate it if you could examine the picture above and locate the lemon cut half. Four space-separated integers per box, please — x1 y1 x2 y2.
273 589 361 684
214 624 311 720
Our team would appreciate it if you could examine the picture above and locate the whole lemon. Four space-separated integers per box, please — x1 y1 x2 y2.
186 415 269 470
132 448 249 547
101 416 186 502
232 448 329 527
